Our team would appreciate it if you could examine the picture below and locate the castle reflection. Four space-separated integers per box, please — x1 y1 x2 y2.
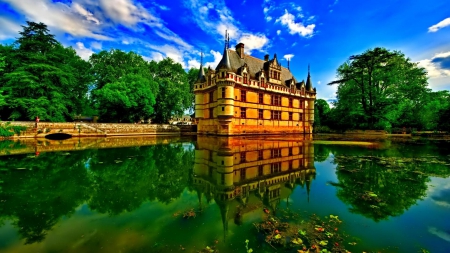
192 136 316 239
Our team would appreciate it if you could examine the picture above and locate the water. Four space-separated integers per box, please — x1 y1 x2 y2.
0 136 449 252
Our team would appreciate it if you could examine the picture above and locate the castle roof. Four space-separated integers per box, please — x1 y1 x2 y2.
216 49 295 87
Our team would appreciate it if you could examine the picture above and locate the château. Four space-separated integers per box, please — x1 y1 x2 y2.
194 34 316 135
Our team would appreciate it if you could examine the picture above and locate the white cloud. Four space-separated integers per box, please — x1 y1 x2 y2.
146 51 164 62
277 30 281 35
146 44 187 68
417 51 450 78
276 9 315 37
90 41 102 50
187 59 201 69
74 42 94 60
204 50 223 68
317 81 321 85
238 33 269 54
263 7 269 13
98 0 159 27
72 2 100 25
266 16 273 22
283 54 294 60
3 0 112 40
428 17 450 32
0 17 22 40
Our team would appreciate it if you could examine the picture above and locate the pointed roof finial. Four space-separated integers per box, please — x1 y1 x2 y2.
197 50 205 82
227 32 230 49
306 64 313 91
308 64 310 75
288 58 290 70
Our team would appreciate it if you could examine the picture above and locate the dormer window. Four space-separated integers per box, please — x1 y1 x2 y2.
261 77 265 86
243 73 248 84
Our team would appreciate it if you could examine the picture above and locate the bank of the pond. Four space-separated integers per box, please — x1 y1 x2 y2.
3 121 197 139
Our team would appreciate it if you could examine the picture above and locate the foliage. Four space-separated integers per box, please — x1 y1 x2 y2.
328 47 429 130
0 22 92 121
314 99 331 128
90 49 158 122
0 121 27 137
151 58 193 123
187 68 200 113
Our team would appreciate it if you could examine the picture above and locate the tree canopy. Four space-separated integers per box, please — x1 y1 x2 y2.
328 47 429 130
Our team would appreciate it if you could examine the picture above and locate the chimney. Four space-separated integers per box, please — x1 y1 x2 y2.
264 54 269 61
235 43 245 59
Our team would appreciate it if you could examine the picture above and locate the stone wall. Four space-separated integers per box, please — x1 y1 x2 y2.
4 122 196 138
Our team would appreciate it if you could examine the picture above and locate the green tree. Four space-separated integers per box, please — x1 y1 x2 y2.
313 99 330 127
151 58 192 123
0 53 6 107
0 22 91 121
329 48 428 130
90 49 158 122
187 67 200 114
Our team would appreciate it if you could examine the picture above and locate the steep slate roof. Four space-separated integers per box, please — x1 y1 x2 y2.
216 49 296 88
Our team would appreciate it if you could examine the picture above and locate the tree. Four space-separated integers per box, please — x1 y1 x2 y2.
329 48 428 130
313 99 330 127
90 49 158 122
1 22 91 121
151 58 192 123
0 53 6 107
187 68 200 113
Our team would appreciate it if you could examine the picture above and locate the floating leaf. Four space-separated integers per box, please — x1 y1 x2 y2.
292 238 303 244
319 240 328 246
298 230 307 236
247 249 253 253
348 242 357 246
274 234 281 239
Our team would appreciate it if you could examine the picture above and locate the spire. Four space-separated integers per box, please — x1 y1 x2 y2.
287 58 290 70
215 30 232 71
197 51 206 82
305 64 313 91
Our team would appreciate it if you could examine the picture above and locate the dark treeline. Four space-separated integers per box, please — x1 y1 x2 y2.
315 48 450 132
0 21 198 123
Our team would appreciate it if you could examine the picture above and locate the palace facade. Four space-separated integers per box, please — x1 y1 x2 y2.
194 39 316 135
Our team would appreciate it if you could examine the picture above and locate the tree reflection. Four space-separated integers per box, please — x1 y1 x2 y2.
0 143 194 244
0 151 92 244
325 143 450 221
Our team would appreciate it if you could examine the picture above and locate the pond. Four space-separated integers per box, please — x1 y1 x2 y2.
0 136 449 253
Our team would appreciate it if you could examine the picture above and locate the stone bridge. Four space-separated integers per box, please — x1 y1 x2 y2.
5 122 196 139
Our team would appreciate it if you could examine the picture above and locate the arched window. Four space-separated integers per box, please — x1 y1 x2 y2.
243 73 248 84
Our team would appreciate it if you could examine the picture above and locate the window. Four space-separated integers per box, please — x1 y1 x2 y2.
271 95 281 106
209 108 214 118
271 110 281 120
258 109 263 119
300 100 304 109
258 150 263 160
289 98 293 108
261 78 265 86
259 93 263 104
209 91 214 103
244 73 248 84
222 87 225 98
289 160 293 170
241 90 246 102
271 148 281 158
289 112 293 121
258 165 263 176
241 107 246 118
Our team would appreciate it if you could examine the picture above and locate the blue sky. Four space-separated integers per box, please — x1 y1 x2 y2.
0 0 449 101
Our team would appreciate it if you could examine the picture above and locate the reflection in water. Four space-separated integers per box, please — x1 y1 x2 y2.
0 138 449 252
0 142 194 247
192 136 316 240
323 144 450 222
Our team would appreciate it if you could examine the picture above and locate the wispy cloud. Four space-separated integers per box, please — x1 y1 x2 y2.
0 16 22 40
276 9 315 37
428 17 450 32
74 42 94 60
418 51 450 78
